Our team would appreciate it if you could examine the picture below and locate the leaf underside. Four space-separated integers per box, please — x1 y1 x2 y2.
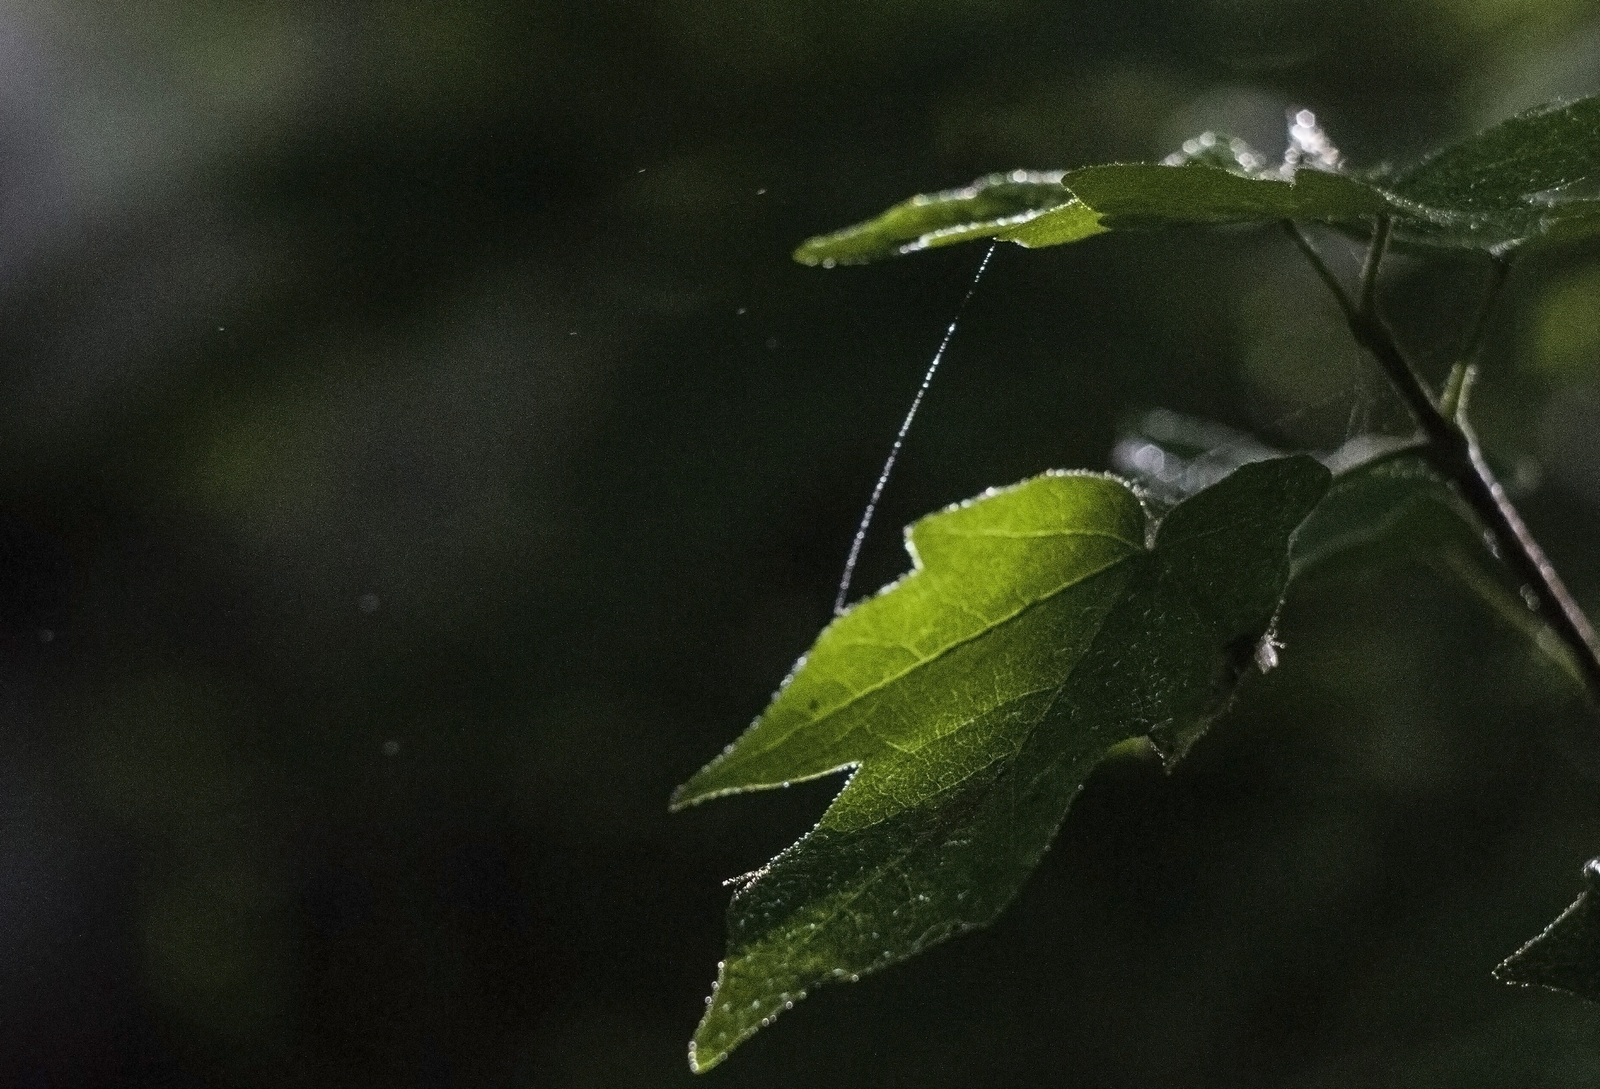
674 457 1330 1070
793 95 1600 266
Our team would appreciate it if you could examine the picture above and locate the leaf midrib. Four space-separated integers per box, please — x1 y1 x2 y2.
722 543 1141 779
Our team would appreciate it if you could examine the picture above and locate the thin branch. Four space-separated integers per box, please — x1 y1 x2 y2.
1282 222 1358 325
1453 363 1479 422
1288 222 1600 704
1357 215 1391 319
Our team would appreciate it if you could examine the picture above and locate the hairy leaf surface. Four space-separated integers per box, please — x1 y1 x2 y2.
673 457 1330 1070
1391 96 1600 251
1111 420 1583 684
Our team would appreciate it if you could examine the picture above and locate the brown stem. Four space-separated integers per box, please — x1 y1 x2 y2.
1292 219 1600 702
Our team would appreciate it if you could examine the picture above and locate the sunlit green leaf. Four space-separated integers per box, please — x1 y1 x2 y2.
1002 163 1391 247
796 162 1395 264
673 457 1330 1071
791 171 1075 266
796 94 1600 264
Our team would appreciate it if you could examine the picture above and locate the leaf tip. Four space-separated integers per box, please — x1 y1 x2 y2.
669 771 716 812
686 984 757 1074
686 1038 723 1074
791 239 837 267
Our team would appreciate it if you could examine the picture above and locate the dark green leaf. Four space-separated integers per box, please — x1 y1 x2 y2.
672 457 1330 1071
1289 448 1584 684
1110 417 1583 684
1289 446 1459 576
1388 95 1600 252
1497 859 1600 1001
1527 198 1600 251
1395 96 1600 214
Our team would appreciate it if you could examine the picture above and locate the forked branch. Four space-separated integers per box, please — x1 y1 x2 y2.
1288 218 1600 703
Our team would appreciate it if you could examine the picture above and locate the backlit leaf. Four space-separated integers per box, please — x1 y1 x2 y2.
796 162 1395 264
1001 162 1391 248
794 95 1600 264
791 171 1076 266
673 457 1330 1070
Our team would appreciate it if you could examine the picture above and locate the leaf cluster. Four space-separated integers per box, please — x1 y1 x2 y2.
794 98 1600 265
680 94 1600 1071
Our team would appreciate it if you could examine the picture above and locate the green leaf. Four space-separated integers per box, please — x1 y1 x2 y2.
796 162 1394 264
1001 162 1391 248
1290 448 1585 684
1386 95 1600 252
791 171 1076 266
1109 415 1584 685
1497 859 1600 1001
1289 446 1461 576
673 456 1331 1071
795 95 1600 264
1395 96 1600 215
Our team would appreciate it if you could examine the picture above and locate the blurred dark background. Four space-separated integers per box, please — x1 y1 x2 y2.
3 2 1600 1086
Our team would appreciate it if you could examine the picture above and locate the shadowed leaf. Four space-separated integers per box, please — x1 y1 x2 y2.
1395 97 1600 214
1110 418 1583 686
1389 93 1600 251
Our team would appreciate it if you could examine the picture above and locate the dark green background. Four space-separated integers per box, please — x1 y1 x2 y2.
2 2 1600 1086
